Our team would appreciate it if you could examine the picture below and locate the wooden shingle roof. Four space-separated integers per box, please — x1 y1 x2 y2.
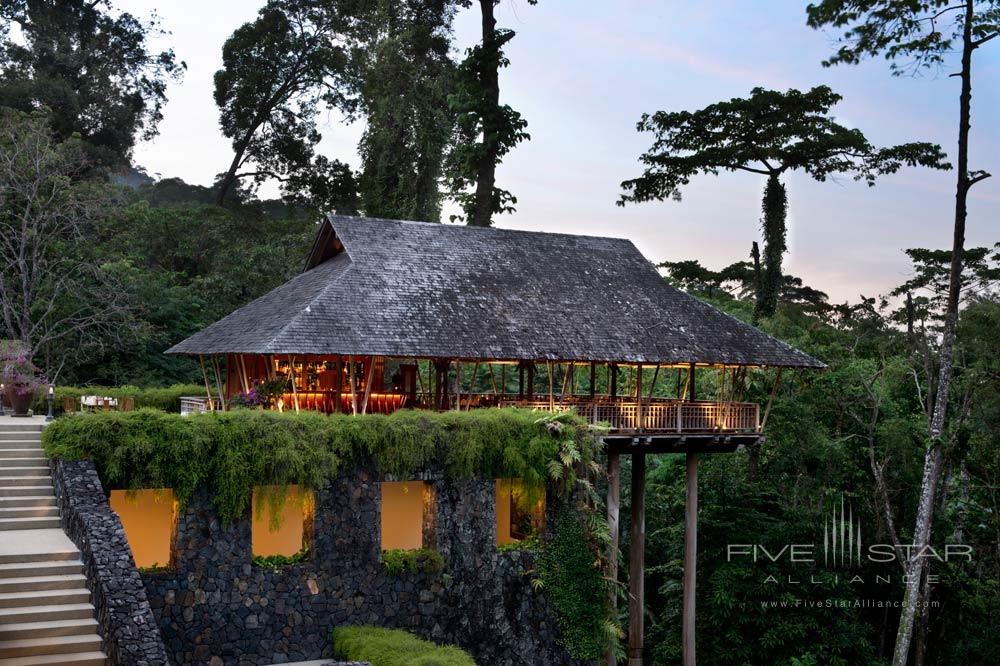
166 214 824 368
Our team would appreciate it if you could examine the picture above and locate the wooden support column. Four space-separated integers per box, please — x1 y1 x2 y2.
287 355 300 414
683 452 699 666
199 355 214 410
211 356 226 412
526 363 535 399
605 452 621 666
610 363 618 399
590 361 597 400
636 364 644 431
333 358 343 413
629 452 646 665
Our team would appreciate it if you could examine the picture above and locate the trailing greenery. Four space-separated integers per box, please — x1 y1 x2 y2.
252 543 310 570
42 407 601 525
381 548 444 576
537 509 615 660
34 384 204 416
332 626 475 666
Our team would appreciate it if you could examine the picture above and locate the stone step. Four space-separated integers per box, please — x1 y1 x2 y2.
0 485 54 498
0 649 107 665
0 603 95 625
0 468 51 479
0 475 52 486
0 441 44 451
0 433 44 441
0 550 78 566
0 618 99 641
0 496 56 509
0 560 82 579
0 447 44 457
0 588 90 609
0 633 103 659
0 517 61 531
0 574 88 594
0 506 59 519
0 457 49 467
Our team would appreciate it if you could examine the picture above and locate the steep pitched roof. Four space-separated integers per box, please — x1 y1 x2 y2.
166 214 824 368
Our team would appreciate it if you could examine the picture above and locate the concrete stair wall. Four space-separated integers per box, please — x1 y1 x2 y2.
0 420 107 665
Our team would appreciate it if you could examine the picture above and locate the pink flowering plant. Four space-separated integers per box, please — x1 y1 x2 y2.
0 342 48 397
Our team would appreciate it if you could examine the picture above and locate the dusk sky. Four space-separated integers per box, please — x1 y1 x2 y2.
129 0 999 303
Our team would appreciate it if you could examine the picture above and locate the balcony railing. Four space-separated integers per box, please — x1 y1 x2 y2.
495 398 760 434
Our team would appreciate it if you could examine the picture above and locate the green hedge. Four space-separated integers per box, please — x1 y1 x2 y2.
332 626 475 666
33 384 204 415
42 407 600 525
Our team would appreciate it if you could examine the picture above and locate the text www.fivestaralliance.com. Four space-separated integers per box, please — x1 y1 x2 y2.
761 599 940 609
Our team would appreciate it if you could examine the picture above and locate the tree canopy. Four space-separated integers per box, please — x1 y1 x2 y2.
212 0 359 210
619 85 948 319
0 0 183 166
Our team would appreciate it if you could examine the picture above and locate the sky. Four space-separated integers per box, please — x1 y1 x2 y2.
128 0 999 303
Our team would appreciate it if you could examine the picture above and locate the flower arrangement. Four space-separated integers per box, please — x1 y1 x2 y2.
1 342 47 396
1 341 48 414
229 377 288 410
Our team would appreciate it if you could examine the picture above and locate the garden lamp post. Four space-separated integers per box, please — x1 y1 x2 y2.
46 385 54 421
0 383 5 416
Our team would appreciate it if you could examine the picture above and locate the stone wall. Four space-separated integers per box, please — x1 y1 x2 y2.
142 464 581 665
49 458 171 666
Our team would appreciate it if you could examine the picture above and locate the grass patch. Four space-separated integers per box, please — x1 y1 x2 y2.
381 548 444 575
332 626 474 666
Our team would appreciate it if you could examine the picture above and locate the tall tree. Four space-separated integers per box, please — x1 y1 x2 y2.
0 0 183 167
617 86 948 320
213 0 359 209
444 0 534 226
357 1 456 222
806 4 999 663
0 108 132 376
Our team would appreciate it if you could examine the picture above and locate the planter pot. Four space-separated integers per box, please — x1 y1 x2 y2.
5 388 34 416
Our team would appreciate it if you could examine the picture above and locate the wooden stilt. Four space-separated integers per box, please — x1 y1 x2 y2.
360 357 375 414
211 356 226 412
605 452 621 666
199 355 214 410
348 355 358 415
628 452 646 666
759 368 784 432
547 360 555 410
683 452 699 666
287 355 300 414
636 364 643 431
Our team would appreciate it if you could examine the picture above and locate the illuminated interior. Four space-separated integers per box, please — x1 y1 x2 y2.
380 481 426 550
496 479 545 546
109 489 177 568
252 485 313 558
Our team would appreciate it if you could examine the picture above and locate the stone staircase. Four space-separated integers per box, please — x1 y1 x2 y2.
0 418 107 665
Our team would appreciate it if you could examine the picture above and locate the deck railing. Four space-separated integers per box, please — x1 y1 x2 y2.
492 397 760 434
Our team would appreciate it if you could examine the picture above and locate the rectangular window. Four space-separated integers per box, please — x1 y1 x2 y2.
252 485 313 558
109 489 177 569
380 481 427 550
496 479 545 546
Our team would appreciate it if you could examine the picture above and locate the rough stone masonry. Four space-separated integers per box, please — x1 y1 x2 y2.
137 463 582 665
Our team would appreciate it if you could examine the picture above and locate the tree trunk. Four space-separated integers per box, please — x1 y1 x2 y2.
469 0 500 227
754 174 787 321
892 3 976 663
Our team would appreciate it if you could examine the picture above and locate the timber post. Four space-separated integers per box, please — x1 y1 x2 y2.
683 451 699 666
606 451 621 666
628 451 646 665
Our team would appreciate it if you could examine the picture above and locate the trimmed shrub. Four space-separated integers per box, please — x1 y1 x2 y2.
42 407 601 525
332 626 475 666
381 548 444 575
34 384 204 415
